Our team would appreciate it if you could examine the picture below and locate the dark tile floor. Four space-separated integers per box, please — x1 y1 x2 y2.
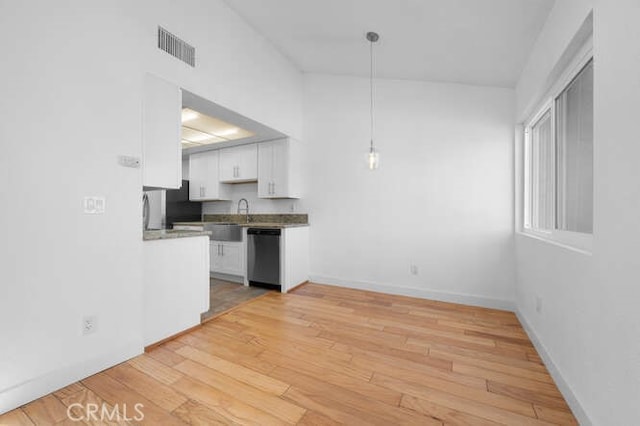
201 278 270 322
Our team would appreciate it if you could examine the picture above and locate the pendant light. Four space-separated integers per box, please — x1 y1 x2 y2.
366 31 380 170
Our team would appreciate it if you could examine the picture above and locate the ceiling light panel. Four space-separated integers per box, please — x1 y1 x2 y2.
181 109 199 122
181 127 225 143
181 108 255 142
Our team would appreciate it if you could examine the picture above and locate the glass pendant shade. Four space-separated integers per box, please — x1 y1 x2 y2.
367 146 380 170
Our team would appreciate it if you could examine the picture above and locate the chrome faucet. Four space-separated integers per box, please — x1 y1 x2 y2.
237 198 249 223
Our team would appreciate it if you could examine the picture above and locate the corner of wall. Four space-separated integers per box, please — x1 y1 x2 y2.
515 309 593 426
0 340 142 415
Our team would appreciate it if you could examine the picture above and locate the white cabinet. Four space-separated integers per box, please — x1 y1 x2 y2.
281 227 309 293
142 73 182 189
210 241 244 276
143 236 210 346
258 138 302 198
189 150 230 201
220 144 258 183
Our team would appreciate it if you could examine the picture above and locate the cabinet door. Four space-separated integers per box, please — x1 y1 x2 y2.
210 241 243 276
218 148 237 182
219 144 257 183
258 139 301 199
189 152 207 201
236 144 258 181
270 139 289 198
210 242 223 272
189 151 230 201
257 142 274 198
142 74 182 189
220 242 244 276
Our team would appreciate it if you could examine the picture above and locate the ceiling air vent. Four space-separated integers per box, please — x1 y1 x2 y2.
157 26 195 67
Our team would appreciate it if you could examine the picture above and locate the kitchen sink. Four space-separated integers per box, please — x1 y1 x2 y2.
204 223 243 242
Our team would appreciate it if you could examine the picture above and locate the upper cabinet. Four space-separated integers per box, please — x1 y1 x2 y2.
189 150 230 201
258 138 302 199
142 73 182 189
219 144 258 183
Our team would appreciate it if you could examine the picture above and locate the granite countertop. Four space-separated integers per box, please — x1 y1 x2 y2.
172 212 310 229
143 229 211 241
238 222 309 228
172 221 309 229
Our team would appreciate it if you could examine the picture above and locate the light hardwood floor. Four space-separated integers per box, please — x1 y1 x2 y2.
0 284 577 425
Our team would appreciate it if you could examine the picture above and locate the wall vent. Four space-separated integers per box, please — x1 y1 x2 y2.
157 26 195 67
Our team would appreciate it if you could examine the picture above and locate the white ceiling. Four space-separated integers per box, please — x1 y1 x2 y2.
223 0 555 88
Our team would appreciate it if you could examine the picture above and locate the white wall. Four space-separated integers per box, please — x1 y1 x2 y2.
515 0 640 424
516 0 595 122
0 0 301 413
303 74 516 308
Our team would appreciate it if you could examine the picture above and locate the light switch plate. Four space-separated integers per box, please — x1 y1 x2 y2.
117 155 141 168
84 196 106 214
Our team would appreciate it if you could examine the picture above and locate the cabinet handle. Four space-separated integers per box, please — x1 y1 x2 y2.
221 244 224 256
272 181 275 195
200 186 204 197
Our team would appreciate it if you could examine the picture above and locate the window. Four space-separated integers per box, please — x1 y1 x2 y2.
523 56 593 251
556 60 594 233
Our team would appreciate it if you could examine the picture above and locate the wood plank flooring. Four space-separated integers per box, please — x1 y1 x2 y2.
0 283 577 425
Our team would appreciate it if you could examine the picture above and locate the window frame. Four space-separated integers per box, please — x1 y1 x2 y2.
520 38 594 254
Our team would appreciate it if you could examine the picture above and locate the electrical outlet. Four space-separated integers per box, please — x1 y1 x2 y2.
82 315 97 335
410 264 419 275
535 296 542 314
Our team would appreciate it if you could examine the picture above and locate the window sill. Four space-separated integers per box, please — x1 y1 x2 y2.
516 230 593 256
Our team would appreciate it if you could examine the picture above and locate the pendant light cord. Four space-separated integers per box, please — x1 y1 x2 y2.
370 38 374 150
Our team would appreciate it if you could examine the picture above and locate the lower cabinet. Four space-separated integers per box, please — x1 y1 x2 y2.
281 227 310 293
210 241 244 276
143 236 210 346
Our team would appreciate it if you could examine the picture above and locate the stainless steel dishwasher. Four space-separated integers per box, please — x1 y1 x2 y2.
247 228 281 289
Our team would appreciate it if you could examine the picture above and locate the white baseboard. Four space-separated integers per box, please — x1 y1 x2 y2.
308 275 515 311
516 311 593 426
0 341 142 415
